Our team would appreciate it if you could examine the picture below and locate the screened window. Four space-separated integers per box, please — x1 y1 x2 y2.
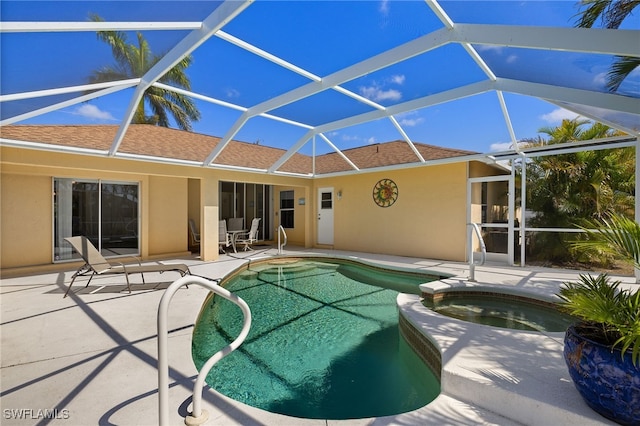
54 178 139 261
280 190 294 228
219 181 271 240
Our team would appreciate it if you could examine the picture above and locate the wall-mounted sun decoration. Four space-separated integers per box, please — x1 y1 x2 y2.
372 178 398 207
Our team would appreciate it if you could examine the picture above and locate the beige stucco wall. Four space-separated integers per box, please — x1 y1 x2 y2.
1 148 196 269
469 161 508 178
315 162 470 261
148 176 188 255
1 145 506 270
0 146 314 269
1 173 53 267
272 184 311 247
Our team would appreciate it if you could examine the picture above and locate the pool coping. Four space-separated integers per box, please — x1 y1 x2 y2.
397 290 615 426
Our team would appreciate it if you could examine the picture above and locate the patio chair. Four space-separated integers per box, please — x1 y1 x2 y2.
188 218 200 248
228 217 244 232
219 220 231 253
63 236 190 298
235 218 261 251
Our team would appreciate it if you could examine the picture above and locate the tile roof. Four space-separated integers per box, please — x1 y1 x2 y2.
314 140 476 174
1 125 477 175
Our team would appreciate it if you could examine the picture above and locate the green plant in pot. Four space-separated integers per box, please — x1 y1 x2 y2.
558 214 639 425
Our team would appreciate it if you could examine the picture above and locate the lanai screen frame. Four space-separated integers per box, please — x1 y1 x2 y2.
1 0 638 177
1 0 639 271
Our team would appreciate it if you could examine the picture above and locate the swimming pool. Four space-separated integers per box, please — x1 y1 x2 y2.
423 291 576 332
192 258 442 419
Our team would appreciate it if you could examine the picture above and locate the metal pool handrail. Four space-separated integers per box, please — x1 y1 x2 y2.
277 224 288 254
467 222 487 282
157 275 252 426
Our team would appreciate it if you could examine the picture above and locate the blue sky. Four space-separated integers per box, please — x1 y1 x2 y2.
2 1 638 155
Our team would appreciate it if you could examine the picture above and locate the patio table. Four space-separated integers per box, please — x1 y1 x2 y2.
228 229 247 253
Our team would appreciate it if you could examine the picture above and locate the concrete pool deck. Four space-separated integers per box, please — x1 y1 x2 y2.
1 246 636 425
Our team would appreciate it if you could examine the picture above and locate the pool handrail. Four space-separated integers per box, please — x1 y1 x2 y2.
277 225 288 254
157 275 252 426
467 222 487 282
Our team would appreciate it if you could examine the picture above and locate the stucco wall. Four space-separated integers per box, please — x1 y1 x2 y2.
1 145 505 269
315 162 469 261
0 147 315 269
0 148 197 269
273 185 309 247
148 176 189 255
470 161 508 178
1 173 53 267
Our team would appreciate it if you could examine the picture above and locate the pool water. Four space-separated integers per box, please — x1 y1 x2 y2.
192 259 441 420
424 295 576 332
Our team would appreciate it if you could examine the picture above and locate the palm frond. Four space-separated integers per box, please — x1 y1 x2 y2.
606 56 640 92
574 0 610 27
604 0 640 28
573 214 640 269
88 68 128 85
575 0 640 28
90 14 200 130
90 14 134 72
558 274 621 323
559 273 640 365
611 288 640 365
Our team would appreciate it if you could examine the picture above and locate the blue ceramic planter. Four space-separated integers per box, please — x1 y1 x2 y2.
564 324 640 425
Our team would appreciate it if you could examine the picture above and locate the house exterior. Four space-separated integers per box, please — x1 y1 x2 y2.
0 124 508 271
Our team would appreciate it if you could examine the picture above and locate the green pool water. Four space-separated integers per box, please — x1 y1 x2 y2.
191 259 441 420
424 295 576 332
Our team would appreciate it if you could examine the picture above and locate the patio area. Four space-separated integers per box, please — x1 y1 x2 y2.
1 246 634 426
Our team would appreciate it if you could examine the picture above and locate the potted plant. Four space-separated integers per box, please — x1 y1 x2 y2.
558 214 639 425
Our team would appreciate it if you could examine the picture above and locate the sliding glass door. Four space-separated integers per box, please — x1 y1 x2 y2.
219 181 271 240
54 178 139 261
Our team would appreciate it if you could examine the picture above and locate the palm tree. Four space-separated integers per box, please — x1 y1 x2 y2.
523 119 634 264
530 119 631 222
537 118 591 144
89 14 200 131
574 0 640 92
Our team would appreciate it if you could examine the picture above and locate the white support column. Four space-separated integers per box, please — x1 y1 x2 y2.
497 91 518 149
520 153 527 267
312 134 316 176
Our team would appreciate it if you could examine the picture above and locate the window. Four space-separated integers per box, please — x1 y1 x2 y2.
321 191 332 209
280 190 294 228
54 178 139 261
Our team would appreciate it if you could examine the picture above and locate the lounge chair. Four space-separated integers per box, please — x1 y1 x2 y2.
219 220 231 253
235 218 261 251
63 236 190 298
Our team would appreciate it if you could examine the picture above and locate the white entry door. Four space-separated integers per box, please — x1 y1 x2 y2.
317 187 334 245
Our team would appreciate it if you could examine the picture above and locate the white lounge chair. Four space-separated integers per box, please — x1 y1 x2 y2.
235 218 261 251
63 236 190 298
